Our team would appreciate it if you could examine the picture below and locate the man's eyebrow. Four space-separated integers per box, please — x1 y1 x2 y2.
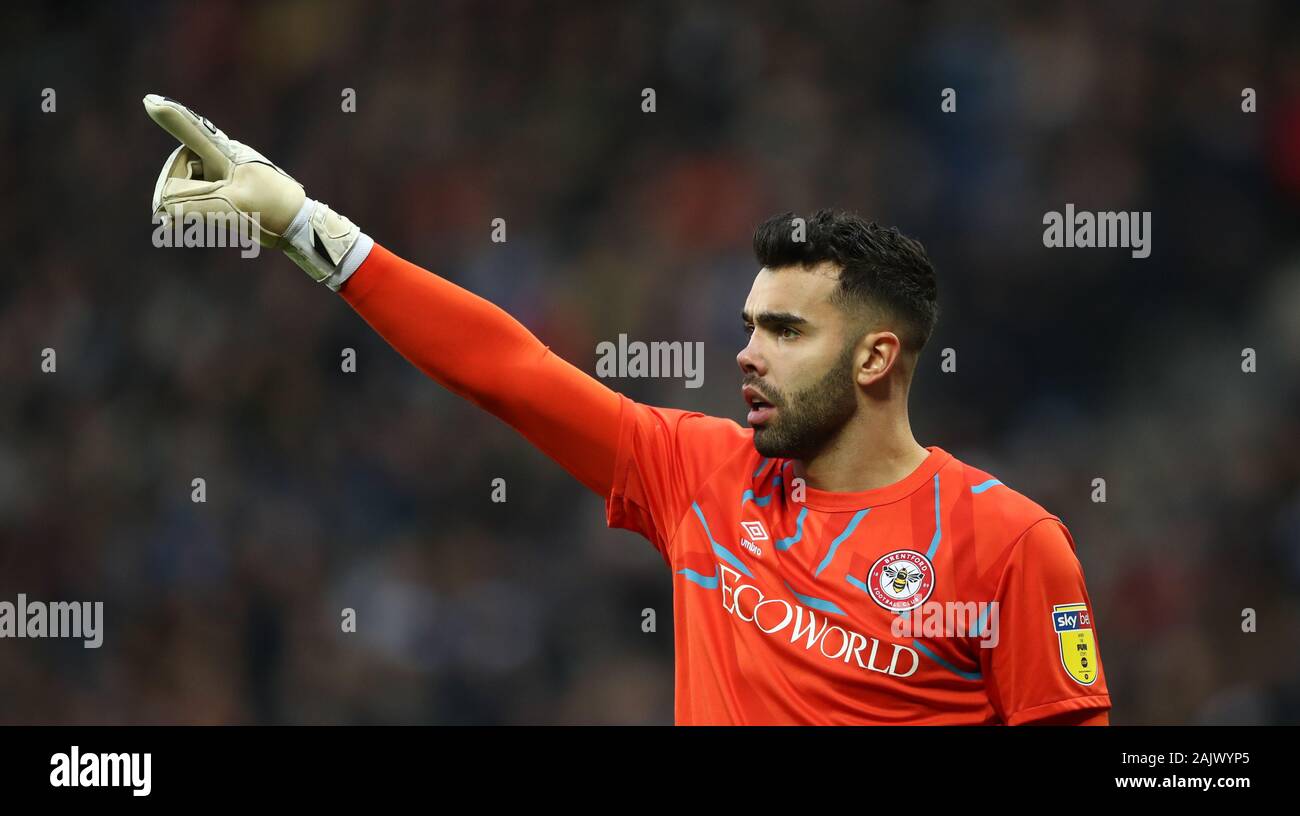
741 310 810 327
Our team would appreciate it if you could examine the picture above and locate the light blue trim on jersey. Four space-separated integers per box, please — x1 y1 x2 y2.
971 478 1003 495
783 581 847 616
912 639 982 681
691 502 754 578
814 508 870 577
752 458 770 478
848 596 984 679
925 474 942 560
843 477 941 591
677 567 719 589
740 477 782 508
897 603 992 636
775 506 809 550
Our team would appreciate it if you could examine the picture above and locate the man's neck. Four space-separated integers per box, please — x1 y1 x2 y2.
791 421 930 494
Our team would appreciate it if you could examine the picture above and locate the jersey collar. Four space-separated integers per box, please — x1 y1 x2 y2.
783 446 953 512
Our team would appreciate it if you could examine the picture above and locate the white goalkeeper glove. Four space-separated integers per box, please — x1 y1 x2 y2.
143 94 373 290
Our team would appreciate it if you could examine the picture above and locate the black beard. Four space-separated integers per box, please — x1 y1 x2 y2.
748 345 858 460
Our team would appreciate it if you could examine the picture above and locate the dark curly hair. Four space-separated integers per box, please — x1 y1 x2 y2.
752 209 939 354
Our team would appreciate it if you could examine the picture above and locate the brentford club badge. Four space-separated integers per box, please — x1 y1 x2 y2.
866 550 935 612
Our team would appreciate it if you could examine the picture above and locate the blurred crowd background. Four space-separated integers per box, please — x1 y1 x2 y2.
2 0 1298 724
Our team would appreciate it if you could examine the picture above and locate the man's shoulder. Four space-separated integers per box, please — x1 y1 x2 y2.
942 452 1069 557
620 400 756 480
626 400 753 450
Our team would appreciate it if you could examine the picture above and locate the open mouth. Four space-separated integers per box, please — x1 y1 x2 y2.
743 386 777 426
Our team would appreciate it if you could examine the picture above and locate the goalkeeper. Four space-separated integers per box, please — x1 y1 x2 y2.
145 95 1112 725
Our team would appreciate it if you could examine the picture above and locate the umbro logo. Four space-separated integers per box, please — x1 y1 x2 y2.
740 520 768 541
739 520 767 557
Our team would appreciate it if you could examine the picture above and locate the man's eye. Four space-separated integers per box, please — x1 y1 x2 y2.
779 327 799 339
743 324 755 336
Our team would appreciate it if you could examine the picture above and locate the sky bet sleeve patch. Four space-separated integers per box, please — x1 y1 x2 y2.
1052 603 1098 685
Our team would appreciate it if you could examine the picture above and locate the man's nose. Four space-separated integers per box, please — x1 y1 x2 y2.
737 338 766 377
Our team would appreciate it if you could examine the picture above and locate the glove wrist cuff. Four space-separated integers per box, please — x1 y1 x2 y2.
281 198 374 291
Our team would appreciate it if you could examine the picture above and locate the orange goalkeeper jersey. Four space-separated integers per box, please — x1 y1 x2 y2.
343 244 1111 725
606 401 1111 725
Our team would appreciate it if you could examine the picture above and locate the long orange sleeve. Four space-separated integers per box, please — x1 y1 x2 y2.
339 244 624 496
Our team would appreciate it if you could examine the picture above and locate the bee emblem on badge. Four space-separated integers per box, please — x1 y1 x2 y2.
884 563 923 596
857 550 935 612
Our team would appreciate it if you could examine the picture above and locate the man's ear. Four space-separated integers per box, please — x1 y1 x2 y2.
854 330 903 387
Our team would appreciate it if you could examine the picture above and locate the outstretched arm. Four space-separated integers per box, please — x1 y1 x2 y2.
339 244 623 496
143 94 624 497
